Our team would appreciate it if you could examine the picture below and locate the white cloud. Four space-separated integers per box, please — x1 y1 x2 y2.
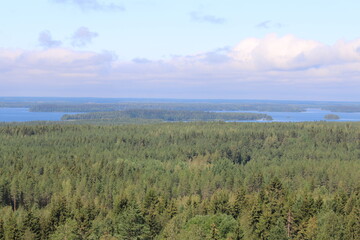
0 48 115 85
230 34 322 70
229 34 360 72
2 34 360 99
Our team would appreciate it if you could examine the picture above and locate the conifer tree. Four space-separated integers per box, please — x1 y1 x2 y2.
210 223 219 240
23 211 41 240
345 206 360 240
116 204 150 240
231 188 246 218
268 218 287 240
0 219 4 240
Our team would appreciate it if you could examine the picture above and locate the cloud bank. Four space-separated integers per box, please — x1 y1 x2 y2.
2 34 360 99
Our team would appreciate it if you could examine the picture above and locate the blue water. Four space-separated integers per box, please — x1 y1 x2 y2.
218 108 360 122
0 108 77 122
1 108 360 122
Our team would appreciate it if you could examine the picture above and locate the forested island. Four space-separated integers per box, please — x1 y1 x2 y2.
0 122 359 239
61 109 273 122
324 114 340 120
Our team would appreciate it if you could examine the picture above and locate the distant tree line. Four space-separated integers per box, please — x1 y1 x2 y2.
28 103 305 113
322 105 360 113
3 100 360 113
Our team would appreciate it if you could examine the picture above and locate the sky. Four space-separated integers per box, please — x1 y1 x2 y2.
1 0 360 101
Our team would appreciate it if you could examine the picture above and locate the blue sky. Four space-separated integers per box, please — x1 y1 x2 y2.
1 0 360 100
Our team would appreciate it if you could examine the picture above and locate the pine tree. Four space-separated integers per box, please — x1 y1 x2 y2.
305 217 318 240
234 222 244 240
116 204 150 240
210 190 230 214
256 207 273 240
268 218 287 240
249 200 262 236
145 211 161 239
48 219 78 240
165 200 177 219
4 214 19 240
0 218 4 240
232 188 246 218
345 206 360 240
210 223 219 240
44 196 70 238
23 211 41 240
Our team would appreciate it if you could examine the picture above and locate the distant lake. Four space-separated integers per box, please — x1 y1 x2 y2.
1 107 360 122
0 108 78 122
217 108 360 122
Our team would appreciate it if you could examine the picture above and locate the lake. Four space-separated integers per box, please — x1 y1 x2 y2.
1 108 360 122
218 108 360 122
0 108 78 122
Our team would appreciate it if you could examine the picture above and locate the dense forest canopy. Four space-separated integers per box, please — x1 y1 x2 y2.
0 122 359 239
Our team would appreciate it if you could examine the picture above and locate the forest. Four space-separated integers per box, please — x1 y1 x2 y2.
61 109 272 122
0 122 359 239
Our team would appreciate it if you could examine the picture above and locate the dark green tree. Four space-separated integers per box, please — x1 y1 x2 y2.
116 204 150 240
23 211 41 239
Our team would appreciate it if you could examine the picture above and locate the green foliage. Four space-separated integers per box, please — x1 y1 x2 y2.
115 204 150 240
176 214 237 240
0 122 359 239
231 188 246 218
0 218 4 240
23 211 41 239
48 219 78 240
317 211 345 240
344 203 360 240
268 218 287 240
